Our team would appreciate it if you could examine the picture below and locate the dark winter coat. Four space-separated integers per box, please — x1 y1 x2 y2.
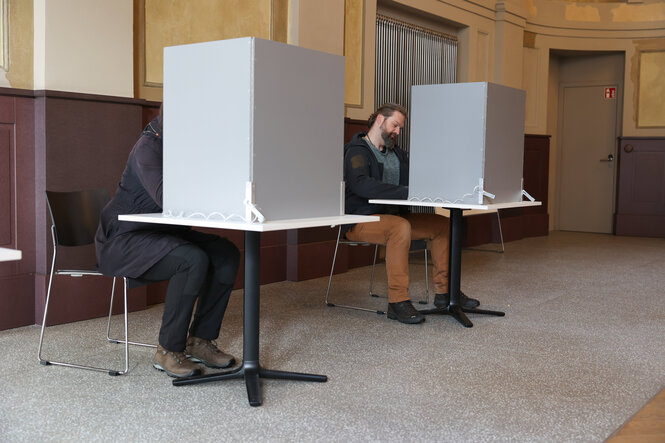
95 116 190 278
343 131 409 216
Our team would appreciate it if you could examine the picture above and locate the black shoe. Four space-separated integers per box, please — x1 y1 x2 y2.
434 292 480 309
387 300 425 324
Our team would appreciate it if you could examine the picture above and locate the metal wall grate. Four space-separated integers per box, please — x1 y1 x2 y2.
375 15 457 213
375 14 457 153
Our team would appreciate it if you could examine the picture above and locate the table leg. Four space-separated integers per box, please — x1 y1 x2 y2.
173 230 327 406
420 208 505 327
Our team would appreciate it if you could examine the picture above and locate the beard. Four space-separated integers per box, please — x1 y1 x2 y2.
380 128 397 150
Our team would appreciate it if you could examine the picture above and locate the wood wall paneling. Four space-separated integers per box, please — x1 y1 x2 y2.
616 137 665 237
521 134 550 238
464 134 550 245
35 97 148 327
0 91 164 330
0 274 34 330
0 124 11 245
344 117 367 142
286 225 376 282
286 227 338 281
0 95 15 123
44 276 148 326
0 94 36 331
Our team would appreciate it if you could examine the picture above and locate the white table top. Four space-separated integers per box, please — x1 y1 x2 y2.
0 247 22 262
119 213 379 232
369 199 541 211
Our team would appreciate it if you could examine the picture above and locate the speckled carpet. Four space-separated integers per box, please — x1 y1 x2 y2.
1 231 664 442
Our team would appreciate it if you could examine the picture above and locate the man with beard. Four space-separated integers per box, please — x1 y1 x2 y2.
342 103 479 324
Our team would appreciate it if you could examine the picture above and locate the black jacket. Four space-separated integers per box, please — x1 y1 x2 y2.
95 116 190 278
344 131 409 217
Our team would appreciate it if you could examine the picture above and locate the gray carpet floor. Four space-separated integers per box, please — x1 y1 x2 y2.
1 231 664 442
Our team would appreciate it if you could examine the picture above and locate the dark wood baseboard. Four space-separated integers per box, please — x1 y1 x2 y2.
616 214 665 238
0 274 35 330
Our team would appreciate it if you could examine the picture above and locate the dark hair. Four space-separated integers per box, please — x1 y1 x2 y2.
367 103 408 129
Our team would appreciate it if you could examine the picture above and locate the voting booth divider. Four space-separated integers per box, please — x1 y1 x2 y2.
162 37 345 223
408 82 529 206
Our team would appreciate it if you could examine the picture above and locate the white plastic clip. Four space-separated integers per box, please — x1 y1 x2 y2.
522 189 535 202
244 182 265 223
478 178 495 204
482 190 496 200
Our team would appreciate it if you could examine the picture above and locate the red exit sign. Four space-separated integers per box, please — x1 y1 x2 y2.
604 87 616 99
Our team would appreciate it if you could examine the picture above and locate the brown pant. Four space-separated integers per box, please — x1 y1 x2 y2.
345 213 450 303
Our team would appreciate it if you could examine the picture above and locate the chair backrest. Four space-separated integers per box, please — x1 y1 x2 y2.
46 189 110 247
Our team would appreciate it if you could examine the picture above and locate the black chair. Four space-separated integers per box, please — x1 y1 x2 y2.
324 225 430 315
37 189 155 376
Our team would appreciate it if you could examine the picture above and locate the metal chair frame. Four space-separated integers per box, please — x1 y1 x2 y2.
325 225 430 315
38 189 155 377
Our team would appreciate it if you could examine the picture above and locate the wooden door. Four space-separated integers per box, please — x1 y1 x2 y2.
558 85 619 233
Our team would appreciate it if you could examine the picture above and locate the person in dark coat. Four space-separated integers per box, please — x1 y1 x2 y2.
343 103 479 324
95 109 240 378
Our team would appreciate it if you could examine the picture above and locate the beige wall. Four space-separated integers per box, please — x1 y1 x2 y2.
524 0 665 138
345 0 523 119
339 0 665 137
136 0 290 102
4 0 664 135
2 0 33 89
293 0 345 55
32 0 133 97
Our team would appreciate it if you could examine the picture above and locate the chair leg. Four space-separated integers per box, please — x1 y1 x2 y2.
37 246 131 375
324 226 342 307
325 226 385 315
119 278 130 375
496 210 505 253
368 244 380 298
37 238 58 367
417 248 430 305
107 278 156 348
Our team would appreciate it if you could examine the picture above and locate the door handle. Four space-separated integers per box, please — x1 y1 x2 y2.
600 154 614 162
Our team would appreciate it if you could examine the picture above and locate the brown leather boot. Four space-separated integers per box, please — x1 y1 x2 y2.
185 337 235 369
153 345 202 378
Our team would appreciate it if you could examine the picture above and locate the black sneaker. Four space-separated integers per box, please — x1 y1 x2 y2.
434 292 480 309
387 300 425 324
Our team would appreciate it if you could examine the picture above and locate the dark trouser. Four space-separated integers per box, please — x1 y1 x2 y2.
140 231 240 351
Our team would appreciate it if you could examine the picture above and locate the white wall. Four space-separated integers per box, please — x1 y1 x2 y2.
33 0 133 97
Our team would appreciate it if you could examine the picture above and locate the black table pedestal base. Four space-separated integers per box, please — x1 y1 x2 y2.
172 231 327 406
421 207 506 328
173 361 327 407
420 305 505 328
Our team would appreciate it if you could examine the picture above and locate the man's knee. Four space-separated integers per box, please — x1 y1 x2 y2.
167 245 210 295
436 215 450 237
179 245 210 277
209 239 241 284
388 217 411 244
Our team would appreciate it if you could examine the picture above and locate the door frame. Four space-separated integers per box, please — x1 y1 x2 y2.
555 80 624 232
